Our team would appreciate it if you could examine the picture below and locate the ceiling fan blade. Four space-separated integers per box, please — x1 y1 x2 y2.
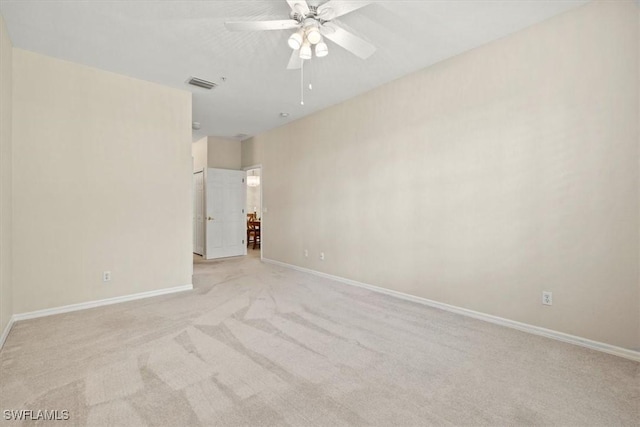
323 25 376 59
320 22 337 35
286 0 310 15
286 50 303 70
225 19 300 31
317 1 372 20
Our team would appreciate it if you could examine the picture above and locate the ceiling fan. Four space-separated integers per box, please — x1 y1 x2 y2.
225 1 376 70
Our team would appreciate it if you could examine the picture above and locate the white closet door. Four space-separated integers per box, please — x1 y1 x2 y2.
205 168 246 259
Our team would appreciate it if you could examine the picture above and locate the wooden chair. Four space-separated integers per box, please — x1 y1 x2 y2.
251 221 261 249
247 220 261 249
246 214 258 247
247 219 256 247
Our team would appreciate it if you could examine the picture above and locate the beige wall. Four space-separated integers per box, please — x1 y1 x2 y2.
243 1 640 349
0 15 13 334
192 136 207 172
208 136 241 170
12 49 193 313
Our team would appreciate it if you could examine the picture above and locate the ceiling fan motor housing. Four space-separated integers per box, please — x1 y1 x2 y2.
290 5 326 23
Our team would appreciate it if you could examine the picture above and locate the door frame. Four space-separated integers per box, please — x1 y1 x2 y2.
243 164 263 260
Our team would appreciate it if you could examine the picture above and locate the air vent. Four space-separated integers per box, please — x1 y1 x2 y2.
187 77 217 90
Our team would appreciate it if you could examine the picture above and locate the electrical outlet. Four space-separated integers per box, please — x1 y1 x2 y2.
320 252 325 261
542 291 552 306
304 249 308 258
103 271 112 282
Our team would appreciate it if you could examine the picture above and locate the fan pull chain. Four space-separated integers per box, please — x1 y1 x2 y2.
300 60 304 106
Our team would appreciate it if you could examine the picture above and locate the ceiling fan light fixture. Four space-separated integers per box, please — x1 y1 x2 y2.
299 42 312 60
302 17 322 45
315 41 328 57
288 30 303 50
306 26 322 45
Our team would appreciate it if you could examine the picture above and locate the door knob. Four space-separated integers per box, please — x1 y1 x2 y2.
207 216 214 221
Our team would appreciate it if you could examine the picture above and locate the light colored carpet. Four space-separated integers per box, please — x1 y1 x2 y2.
1 253 638 426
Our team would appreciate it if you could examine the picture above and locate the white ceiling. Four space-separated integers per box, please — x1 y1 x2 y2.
0 0 588 141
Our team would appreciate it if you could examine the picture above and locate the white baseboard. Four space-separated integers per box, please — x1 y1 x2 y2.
11 284 193 323
262 258 640 362
0 316 15 350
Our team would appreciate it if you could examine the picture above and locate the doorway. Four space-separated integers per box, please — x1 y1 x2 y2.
245 166 262 258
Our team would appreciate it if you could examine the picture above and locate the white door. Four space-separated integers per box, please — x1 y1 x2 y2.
206 168 247 259
193 171 205 256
